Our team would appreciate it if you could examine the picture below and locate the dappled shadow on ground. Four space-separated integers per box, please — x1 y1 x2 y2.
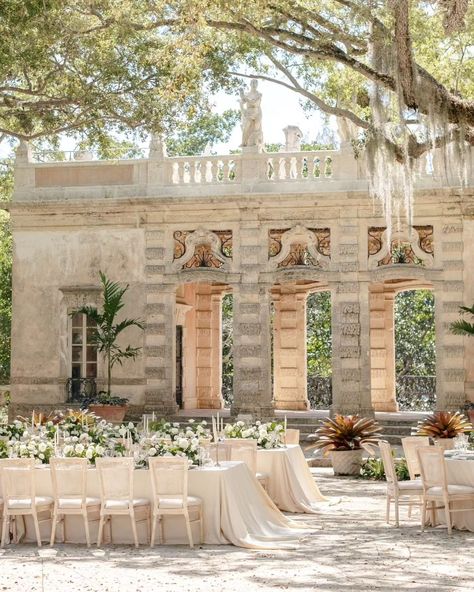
2 469 473 592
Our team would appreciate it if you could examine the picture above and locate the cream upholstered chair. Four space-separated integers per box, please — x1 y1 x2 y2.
148 456 203 548
417 446 474 535
378 441 423 527
402 436 431 480
284 429 300 445
226 439 269 490
96 457 150 548
0 458 53 547
49 458 100 547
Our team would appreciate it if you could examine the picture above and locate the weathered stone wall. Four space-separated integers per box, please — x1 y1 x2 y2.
8 149 474 416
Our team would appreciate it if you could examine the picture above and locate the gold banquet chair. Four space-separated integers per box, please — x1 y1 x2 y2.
49 457 101 547
148 456 203 548
417 446 474 535
96 457 150 548
0 458 54 547
378 440 423 527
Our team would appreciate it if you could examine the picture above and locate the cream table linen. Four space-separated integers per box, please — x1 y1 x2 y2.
426 457 474 532
9 461 312 549
257 444 326 513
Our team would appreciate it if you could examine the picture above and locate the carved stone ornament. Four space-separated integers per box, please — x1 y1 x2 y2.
59 286 102 309
269 225 330 270
368 226 434 269
173 227 232 271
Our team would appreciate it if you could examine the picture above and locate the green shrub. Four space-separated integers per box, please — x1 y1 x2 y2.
360 456 410 481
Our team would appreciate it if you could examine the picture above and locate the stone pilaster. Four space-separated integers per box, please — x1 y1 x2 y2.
232 283 273 417
144 229 178 414
370 285 397 411
273 284 309 410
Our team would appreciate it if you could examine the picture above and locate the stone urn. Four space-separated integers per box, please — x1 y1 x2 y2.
88 404 128 423
433 438 455 451
330 449 364 476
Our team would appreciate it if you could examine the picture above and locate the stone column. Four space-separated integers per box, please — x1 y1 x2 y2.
232 283 273 417
370 284 397 411
331 280 373 416
273 284 309 410
194 284 223 409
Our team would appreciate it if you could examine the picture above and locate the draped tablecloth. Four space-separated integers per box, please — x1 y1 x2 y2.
8 461 312 549
427 457 474 531
257 445 326 513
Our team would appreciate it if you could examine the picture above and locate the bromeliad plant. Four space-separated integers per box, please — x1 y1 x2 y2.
72 271 144 404
313 415 382 456
415 411 472 439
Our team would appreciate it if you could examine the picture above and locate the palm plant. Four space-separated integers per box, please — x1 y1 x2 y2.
415 411 472 439
72 271 144 401
313 415 382 456
450 304 474 337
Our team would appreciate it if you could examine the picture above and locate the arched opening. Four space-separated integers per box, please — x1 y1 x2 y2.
221 293 233 408
271 280 331 410
306 290 332 409
175 282 231 410
395 289 436 411
370 279 435 412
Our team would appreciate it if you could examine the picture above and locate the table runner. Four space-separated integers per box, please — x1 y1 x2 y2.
257 444 326 513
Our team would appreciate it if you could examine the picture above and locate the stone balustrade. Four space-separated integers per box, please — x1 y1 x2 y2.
12 141 473 202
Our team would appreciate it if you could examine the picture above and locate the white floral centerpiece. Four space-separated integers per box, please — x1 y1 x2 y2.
224 420 284 449
8 433 54 464
137 433 201 467
148 418 209 440
62 434 107 463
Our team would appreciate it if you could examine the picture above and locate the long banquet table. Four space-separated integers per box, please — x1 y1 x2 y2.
10 461 313 549
257 444 326 513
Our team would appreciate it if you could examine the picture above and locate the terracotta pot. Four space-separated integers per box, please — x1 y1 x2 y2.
433 438 455 451
468 409 474 425
330 449 364 476
88 404 128 423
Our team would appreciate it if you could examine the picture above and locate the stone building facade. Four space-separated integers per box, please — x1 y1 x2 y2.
7 136 474 419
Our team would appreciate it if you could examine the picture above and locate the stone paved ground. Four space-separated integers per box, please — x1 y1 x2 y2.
1 468 473 592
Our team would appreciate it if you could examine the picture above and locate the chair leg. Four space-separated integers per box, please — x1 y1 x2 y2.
200 506 203 545
83 513 91 548
1 514 9 548
386 494 390 524
32 511 42 547
97 514 105 547
184 512 194 549
130 512 139 548
421 499 427 532
430 501 437 526
50 512 57 546
394 495 400 528
150 513 156 548
159 516 164 545
444 498 452 535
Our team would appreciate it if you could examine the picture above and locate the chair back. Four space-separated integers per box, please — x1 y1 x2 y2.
0 458 36 506
378 441 398 486
227 439 258 473
417 446 447 492
50 457 88 505
284 429 300 445
96 457 134 504
208 442 232 462
148 456 188 507
401 436 430 479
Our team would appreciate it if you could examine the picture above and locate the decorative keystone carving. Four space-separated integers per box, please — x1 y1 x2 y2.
268 224 330 270
368 225 434 269
173 227 232 270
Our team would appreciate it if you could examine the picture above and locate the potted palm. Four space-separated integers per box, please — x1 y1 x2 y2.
414 411 472 450
451 305 474 423
313 415 382 476
72 271 144 423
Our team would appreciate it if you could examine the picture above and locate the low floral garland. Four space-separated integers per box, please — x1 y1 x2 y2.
148 418 209 440
224 420 285 449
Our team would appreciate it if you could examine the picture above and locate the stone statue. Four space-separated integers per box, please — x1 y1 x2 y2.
149 133 167 160
240 79 263 152
336 116 358 150
283 126 303 152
